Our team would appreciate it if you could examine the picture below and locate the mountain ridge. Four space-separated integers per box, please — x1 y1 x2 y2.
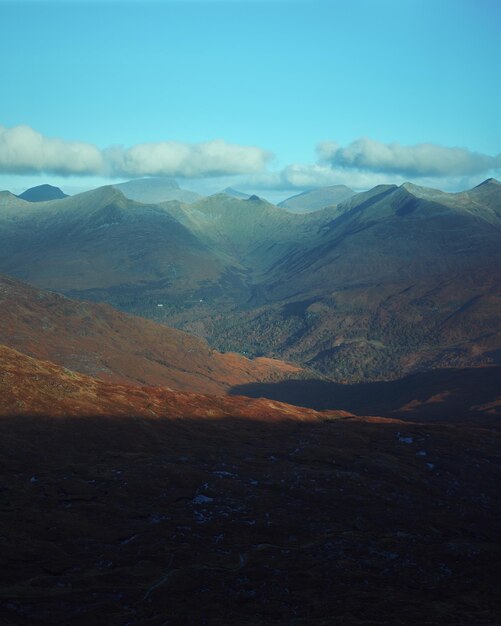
0 178 499 383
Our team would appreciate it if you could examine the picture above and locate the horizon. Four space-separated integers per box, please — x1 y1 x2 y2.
3 173 500 207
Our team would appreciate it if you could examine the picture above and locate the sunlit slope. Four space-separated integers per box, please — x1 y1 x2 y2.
0 274 300 393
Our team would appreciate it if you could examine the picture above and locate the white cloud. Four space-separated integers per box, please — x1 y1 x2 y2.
248 163 403 191
0 124 272 179
318 137 501 178
0 124 104 176
108 139 272 178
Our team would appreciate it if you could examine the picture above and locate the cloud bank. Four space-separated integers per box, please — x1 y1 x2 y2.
108 140 271 178
318 137 501 178
0 124 272 179
0 125 104 176
1 125 499 195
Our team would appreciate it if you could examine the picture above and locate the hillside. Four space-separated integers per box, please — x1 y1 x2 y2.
0 343 316 420
204 180 501 380
0 274 300 394
0 185 248 306
1 179 499 384
160 193 337 273
0 343 499 624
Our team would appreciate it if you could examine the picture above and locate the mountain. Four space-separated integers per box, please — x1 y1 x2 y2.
0 185 246 308
1 343 499 624
195 180 501 381
160 193 336 273
278 184 356 212
0 274 299 394
1 179 499 385
17 183 68 202
221 186 250 199
113 177 201 204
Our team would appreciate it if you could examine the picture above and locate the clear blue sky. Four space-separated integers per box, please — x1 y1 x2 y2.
1 0 500 198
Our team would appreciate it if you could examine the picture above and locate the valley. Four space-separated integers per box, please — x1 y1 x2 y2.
0 176 500 625
1 178 499 384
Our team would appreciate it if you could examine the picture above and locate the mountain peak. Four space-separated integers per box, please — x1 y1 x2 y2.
112 177 201 204
475 177 501 188
222 187 250 199
17 184 68 203
278 185 356 212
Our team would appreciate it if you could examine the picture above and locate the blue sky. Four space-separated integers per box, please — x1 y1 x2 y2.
0 0 500 199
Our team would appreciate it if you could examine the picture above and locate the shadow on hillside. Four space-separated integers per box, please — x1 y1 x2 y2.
230 366 501 423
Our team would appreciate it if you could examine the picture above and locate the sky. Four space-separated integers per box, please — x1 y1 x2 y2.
0 0 500 200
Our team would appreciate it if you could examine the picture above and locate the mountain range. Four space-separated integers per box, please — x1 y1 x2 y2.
1 177 499 386
1 175 500 624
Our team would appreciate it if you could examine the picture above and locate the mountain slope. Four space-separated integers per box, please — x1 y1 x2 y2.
0 343 316 420
160 193 337 273
203 180 501 380
1 346 499 624
1 178 499 384
0 274 300 394
0 186 249 307
278 184 356 212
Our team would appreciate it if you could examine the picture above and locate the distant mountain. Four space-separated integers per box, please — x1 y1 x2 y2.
0 185 239 300
160 193 336 272
113 177 201 204
17 183 68 202
278 185 356 212
216 180 501 380
221 187 250 199
1 178 499 384
0 274 300 394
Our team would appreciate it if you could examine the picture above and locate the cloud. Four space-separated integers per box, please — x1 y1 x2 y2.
0 124 272 179
0 125 104 176
318 137 501 178
107 140 272 178
247 163 403 192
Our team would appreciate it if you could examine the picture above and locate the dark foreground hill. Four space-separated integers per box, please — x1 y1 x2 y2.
0 345 499 624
